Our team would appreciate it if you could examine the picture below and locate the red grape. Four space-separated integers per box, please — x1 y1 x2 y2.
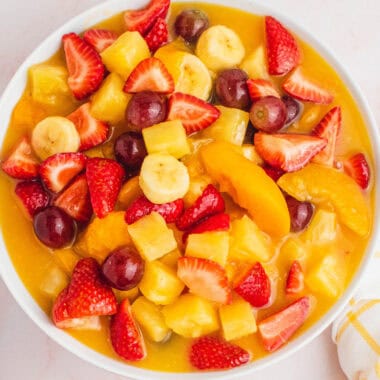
285 195 313 232
282 95 301 125
174 9 209 43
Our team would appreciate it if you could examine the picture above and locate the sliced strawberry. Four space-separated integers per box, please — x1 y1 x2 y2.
67 103 109 151
286 260 304 294
15 180 50 217
282 67 334 104
54 174 92 222
177 256 231 304
123 0 170 35
247 78 280 101
83 29 118 53
262 164 285 181
312 106 341 166
1 137 39 179
123 57 174 94
190 336 250 370
234 262 271 308
265 16 301 76
39 152 87 193
52 258 117 329
254 132 327 172
144 18 168 52
258 296 311 352
176 184 225 231
86 158 125 218
343 153 370 190
62 33 104 100
110 298 147 361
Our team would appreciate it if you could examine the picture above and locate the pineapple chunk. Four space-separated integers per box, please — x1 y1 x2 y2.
201 105 249 146
132 296 171 342
101 31 150 79
219 298 257 341
117 176 143 209
142 120 190 159
241 145 264 164
229 215 273 263
183 175 211 207
280 237 308 264
40 265 68 297
54 249 80 274
114 287 140 303
186 231 230 266
90 73 131 124
128 212 178 261
301 209 337 244
160 248 182 269
162 293 219 338
139 260 184 305
239 45 269 79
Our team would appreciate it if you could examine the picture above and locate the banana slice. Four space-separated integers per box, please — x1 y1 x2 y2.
31 116 80 160
195 25 246 72
139 153 190 204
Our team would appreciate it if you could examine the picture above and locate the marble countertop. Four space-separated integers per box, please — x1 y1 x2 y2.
0 0 379 379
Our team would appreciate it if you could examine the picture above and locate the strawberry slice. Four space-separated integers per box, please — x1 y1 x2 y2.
177 256 232 304
123 57 174 94
234 262 271 307
190 336 250 370
1 137 39 179
343 153 370 190
282 67 334 104
144 18 169 52
62 33 104 100
86 158 125 218
258 296 311 352
67 103 109 151
311 106 341 166
15 180 50 217
54 174 92 222
247 78 280 101
285 260 304 294
83 29 118 53
123 0 170 35
254 132 327 172
110 298 147 361
39 152 87 193
176 184 225 231
265 16 301 76
52 258 117 329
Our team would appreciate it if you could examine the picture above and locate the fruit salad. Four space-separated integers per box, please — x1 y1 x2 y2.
0 0 374 373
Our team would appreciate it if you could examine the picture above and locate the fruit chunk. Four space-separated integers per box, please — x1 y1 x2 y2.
40 264 69 297
83 29 118 53
219 298 257 341
139 260 184 305
280 237 307 264
239 45 269 80
301 209 337 244
174 9 209 43
247 79 280 101
117 176 143 208
144 18 169 52
258 296 311 352
278 164 370 236
285 195 313 232
127 212 177 261
132 296 171 342
15 180 50 217
200 141 290 237
162 293 219 338
343 153 370 190
159 248 182 269
286 261 304 294
114 287 140 303
54 249 81 274
282 95 301 124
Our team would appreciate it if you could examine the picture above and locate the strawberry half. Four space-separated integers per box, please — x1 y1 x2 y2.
247 78 280 101
177 256 232 304
258 296 311 352
167 92 221 135
39 152 87 193
52 258 117 329
15 180 50 217
144 18 169 52
83 29 118 53
234 262 271 308
110 298 147 361
285 260 304 294
312 106 341 166
254 132 327 172
282 67 334 104
123 0 170 35
343 153 370 190
54 174 92 222
86 158 125 218
176 184 225 231
1 137 39 179
265 16 301 76
62 33 104 100
67 103 109 151
190 336 250 370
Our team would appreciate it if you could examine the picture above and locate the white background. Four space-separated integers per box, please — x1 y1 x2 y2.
1 0 379 379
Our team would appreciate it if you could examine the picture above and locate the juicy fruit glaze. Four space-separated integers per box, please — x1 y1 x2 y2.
0 0 374 373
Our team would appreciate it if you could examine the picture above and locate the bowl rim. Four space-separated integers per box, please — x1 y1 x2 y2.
0 0 379 378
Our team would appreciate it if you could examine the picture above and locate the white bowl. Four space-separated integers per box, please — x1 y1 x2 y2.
0 0 379 379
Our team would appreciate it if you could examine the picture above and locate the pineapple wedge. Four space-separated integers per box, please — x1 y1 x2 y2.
301 209 337 244
160 248 182 269
40 264 68 297
117 176 143 209
239 45 269 80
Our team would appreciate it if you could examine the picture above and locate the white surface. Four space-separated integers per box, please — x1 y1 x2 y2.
0 0 379 379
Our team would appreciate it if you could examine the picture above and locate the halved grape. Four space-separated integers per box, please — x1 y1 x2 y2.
282 95 301 125
174 9 209 43
285 195 313 232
